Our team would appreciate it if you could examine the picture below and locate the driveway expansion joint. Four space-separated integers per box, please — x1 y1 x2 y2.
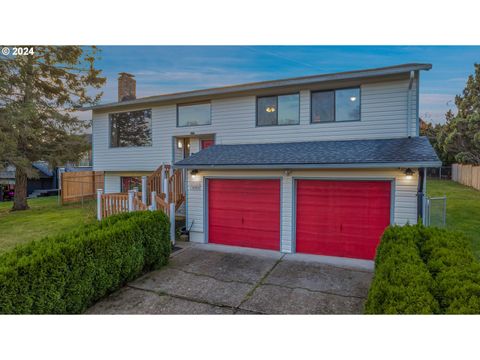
88 246 371 314
260 282 367 300
126 284 241 312
167 266 256 286
237 254 286 309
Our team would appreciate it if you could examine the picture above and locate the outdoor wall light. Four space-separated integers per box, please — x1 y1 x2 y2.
404 168 414 180
191 169 199 180
177 139 183 149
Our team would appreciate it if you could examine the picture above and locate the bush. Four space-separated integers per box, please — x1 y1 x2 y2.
365 225 439 314
0 211 170 314
365 224 480 314
419 227 480 314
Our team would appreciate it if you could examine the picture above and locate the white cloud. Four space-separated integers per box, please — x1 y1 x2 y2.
98 67 273 103
420 93 457 124
420 93 455 106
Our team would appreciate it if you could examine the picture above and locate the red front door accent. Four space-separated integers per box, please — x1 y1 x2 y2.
296 180 391 260
201 139 214 149
208 179 280 250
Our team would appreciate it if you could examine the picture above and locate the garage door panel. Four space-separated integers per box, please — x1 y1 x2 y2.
296 180 391 260
208 179 280 250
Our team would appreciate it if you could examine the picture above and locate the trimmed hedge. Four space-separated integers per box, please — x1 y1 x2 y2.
419 227 480 314
365 224 480 314
364 226 439 314
0 211 170 314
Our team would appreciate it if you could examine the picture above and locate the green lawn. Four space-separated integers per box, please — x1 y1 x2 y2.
0 196 96 254
427 179 480 258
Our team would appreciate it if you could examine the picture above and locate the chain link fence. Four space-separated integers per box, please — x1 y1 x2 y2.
427 166 452 180
424 195 447 227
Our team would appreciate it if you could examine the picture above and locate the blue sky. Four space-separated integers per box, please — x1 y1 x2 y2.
92 46 480 124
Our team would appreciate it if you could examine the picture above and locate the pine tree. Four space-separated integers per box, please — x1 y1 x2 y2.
438 63 480 165
0 46 106 210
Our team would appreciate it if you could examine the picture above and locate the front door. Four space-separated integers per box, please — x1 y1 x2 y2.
183 138 191 158
201 139 214 149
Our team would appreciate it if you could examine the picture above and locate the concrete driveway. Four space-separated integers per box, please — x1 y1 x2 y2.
87 244 373 314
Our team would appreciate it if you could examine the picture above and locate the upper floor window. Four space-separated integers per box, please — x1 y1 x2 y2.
110 109 152 147
257 94 300 126
311 87 360 123
177 103 211 127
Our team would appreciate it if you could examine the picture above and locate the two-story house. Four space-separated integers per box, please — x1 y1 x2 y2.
88 64 440 261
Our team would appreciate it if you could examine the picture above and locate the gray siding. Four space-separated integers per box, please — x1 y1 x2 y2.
93 79 418 172
104 174 120 193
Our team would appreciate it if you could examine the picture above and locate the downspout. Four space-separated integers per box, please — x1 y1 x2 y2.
415 70 420 136
407 70 415 138
422 166 427 225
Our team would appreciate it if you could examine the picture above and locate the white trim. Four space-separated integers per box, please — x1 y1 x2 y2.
176 161 442 170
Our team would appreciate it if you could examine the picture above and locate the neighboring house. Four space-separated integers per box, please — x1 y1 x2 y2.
63 134 93 172
0 162 56 201
87 65 441 261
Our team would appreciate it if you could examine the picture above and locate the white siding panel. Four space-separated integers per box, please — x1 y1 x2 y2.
174 140 183 162
93 79 419 171
104 174 120 193
187 168 419 252
281 175 293 253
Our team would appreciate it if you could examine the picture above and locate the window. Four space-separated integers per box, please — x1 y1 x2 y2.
335 88 361 122
311 87 360 123
178 103 211 127
110 109 152 147
311 91 334 123
121 177 142 192
257 94 300 126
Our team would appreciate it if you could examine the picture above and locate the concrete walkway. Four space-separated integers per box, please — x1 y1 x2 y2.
86 243 373 314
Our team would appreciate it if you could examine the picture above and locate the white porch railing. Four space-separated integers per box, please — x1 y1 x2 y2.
96 164 185 245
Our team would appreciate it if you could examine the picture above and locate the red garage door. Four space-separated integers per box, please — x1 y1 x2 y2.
296 180 391 260
208 179 280 250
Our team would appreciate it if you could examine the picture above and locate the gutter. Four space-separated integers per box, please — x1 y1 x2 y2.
407 70 415 137
174 161 442 170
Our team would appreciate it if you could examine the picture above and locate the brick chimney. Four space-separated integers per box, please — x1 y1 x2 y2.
118 72 136 102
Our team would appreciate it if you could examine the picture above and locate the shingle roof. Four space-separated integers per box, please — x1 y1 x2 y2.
174 137 441 169
0 163 53 179
32 162 54 177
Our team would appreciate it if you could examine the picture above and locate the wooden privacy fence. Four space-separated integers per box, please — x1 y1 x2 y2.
452 164 480 190
61 171 104 204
